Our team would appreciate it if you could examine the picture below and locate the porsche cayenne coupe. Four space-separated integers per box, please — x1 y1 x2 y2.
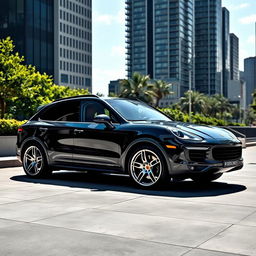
17 95 243 188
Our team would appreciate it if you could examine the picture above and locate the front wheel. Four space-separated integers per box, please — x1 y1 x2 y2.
127 145 169 189
22 143 52 178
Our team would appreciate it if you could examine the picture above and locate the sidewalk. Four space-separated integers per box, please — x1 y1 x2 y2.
0 147 255 255
0 156 21 168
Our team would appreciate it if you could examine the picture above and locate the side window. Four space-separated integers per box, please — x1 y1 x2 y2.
81 100 118 123
39 101 80 122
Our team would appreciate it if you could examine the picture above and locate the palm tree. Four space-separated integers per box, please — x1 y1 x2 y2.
179 91 206 114
251 90 256 112
207 94 234 119
148 80 172 107
119 72 153 103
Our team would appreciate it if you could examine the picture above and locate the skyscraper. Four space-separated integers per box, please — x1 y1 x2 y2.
230 33 239 81
222 7 230 97
194 0 222 95
244 57 256 106
0 0 92 91
0 0 54 76
126 0 194 99
55 0 92 90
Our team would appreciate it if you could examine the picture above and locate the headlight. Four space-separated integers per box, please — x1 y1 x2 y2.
170 129 203 141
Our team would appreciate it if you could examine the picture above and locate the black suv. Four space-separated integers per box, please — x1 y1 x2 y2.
17 95 243 188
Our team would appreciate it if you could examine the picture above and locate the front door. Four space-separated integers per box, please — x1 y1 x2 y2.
72 99 128 170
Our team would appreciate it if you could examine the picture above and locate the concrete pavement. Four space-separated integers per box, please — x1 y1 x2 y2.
0 147 256 255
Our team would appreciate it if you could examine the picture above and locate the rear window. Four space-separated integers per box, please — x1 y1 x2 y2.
38 101 80 122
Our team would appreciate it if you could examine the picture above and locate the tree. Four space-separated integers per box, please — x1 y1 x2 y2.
8 71 88 119
0 37 28 118
251 90 256 113
179 91 207 114
149 80 172 107
0 37 88 120
206 94 235 120
119 72 153 103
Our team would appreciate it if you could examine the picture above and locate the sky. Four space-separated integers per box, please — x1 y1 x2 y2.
92 0 256 95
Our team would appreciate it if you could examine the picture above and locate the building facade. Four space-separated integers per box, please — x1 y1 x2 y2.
230 33 239 81
54 0 92 90
126 0 194 99
0 0 54 76
194 0 223 95
0 0 92 91
244 57 256 106
108 79 122 96
222 7 230 97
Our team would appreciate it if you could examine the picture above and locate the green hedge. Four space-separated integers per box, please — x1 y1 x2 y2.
160 108 244 127
0 111 244 136
0 119 27 136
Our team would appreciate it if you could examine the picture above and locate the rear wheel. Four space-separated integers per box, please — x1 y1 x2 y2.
22 142 52 178
191 172 223 183
127 145 169 188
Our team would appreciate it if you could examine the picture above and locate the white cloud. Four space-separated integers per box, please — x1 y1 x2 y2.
111 45 126 57
223 2 250 11
94 14 115 25
237 3 250 9
92 68 125 95
240 14 256 24
247 35 256 44
93 9 125 26
116 9 125 25
239 49 250 70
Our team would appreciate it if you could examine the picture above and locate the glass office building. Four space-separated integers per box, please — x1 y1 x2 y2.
244 57 256 106
126 0 194 99
0 0 92 91
55 0 92 90
195 0 222 95
0 0 54 76
222 7 230 97
230 33 239 81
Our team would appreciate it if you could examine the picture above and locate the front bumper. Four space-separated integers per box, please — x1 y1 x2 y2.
167 144 244 176
171 159 243 175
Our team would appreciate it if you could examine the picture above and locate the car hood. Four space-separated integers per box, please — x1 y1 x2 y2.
135 121 241 143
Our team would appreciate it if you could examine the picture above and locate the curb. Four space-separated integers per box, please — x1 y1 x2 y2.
246 142 256 148
0 157 22 168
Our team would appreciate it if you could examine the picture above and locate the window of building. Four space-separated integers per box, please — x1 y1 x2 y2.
61 73 69 83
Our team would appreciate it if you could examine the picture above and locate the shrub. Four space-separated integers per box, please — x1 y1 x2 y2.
0 119 27 136
160 108 244 127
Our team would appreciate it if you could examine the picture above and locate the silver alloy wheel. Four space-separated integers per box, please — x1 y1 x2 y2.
130 149 162 187
23 146 43 176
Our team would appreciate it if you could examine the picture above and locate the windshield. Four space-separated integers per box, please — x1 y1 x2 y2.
106 99 171 121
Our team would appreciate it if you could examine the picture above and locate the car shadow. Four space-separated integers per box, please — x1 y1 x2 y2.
11 171 246 198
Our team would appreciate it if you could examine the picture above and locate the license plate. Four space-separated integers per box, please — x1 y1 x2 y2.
224 160 240 167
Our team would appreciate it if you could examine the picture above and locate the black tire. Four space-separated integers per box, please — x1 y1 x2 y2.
127 144 170 189
191 172 223 183
21 142 52 178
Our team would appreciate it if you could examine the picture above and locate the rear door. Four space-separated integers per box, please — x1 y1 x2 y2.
36 100 81 165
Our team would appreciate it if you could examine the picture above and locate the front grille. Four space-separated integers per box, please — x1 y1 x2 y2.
212 146 242 161
189 150 207 162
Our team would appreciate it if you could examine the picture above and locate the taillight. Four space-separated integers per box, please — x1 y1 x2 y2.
18 127 24 132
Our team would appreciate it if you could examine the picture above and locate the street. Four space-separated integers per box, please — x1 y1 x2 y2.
0 147 256 255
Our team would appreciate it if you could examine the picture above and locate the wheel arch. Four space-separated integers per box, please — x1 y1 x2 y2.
121 136 172 174
20 137 50 164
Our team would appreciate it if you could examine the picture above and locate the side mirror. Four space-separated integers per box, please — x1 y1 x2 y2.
93 114 115 129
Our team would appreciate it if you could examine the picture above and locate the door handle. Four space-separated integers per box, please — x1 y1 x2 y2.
39 127 48 132
74 129 84 134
